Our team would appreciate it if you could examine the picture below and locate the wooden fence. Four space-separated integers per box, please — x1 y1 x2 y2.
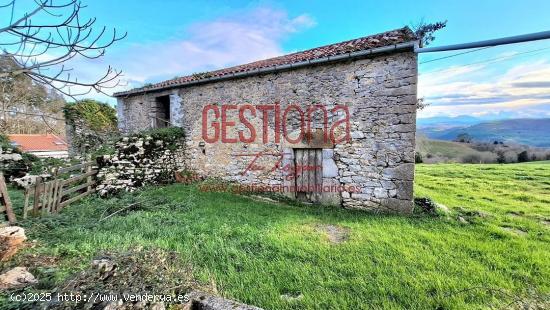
23 161 98 218
0 174 16 226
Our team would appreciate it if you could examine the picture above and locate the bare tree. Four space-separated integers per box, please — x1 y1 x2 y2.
0 0 126 98
0 57 66 134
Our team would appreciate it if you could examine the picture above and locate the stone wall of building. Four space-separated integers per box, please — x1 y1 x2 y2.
116 52 417 212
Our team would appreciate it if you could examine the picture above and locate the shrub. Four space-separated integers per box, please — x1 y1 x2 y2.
1 134 33 178
413 197 438 215
90 144 117 161
461 152 497 164
455 133 472 143
63 99 117 132
142 127 185 142
0 134 12 149
64 99 119 156
29 156 66 174
496 151 506 164
138 127 186 150
517 150 529 163
461 154 481 164
415 152 423 163
503 151 518 163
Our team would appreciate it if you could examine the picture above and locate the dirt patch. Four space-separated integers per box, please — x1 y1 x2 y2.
280 292 304 302
456 208 490 218
506 211 525 218
12 252 59 269
501 226 528 236
455 207 491 224
317 224 350 244
249 195 282 205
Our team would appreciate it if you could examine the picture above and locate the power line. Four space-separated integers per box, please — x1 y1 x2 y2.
416 29 550 53
419 47 493 64
419 45 550 75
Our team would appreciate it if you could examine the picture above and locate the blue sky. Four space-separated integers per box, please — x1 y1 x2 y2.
4 0 550 119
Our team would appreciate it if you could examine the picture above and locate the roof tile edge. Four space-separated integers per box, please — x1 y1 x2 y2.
114 27 418 97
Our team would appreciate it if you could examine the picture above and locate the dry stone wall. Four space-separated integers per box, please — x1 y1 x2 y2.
96 132 187 195
117 52 417 212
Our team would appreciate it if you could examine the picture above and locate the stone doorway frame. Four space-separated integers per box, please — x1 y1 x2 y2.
281 129 341 206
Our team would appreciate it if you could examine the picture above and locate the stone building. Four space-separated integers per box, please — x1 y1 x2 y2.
113 28 419 213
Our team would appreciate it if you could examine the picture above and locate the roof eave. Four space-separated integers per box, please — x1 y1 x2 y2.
114 40 419 98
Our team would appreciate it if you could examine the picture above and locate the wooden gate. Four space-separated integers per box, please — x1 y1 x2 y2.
294 149 323 202
23 161 97 218
0 174 16 225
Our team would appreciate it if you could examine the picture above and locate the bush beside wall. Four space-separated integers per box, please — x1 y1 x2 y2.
64 99 118 157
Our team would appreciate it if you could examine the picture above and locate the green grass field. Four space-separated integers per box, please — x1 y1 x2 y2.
1 163 549 309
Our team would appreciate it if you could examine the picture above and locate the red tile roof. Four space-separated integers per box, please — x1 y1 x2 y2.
114 27 416 97
8 134 68 152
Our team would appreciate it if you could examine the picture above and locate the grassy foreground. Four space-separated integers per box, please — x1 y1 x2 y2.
1 163 549 309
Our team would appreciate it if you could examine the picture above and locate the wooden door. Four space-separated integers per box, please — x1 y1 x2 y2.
294 149 322 203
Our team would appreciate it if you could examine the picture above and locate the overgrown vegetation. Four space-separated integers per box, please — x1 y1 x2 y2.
63 99 117 132
63 99 118 157
138 127 185 143
131 127 186 153
413 196 439 215
1 162 549 309
191 71 214 80
1 133 73 179
0 134 11 149
411 20 448 47
1 133 35 178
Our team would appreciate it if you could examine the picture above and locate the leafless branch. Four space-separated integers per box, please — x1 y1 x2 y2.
0 0 126 97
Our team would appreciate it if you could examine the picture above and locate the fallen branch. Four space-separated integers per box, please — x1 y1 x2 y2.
99 198 153 222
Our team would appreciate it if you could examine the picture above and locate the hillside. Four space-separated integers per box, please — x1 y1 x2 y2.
419 118 550 147
415 136 496 163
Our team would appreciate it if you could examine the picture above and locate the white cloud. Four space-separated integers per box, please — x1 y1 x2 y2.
58 7 315 103
418 59 550 118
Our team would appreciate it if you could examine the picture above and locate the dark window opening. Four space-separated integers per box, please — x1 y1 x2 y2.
154 95 171 128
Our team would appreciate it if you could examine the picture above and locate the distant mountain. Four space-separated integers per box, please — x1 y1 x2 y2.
417 115 483 127
416 113 517 128
418 118 550 147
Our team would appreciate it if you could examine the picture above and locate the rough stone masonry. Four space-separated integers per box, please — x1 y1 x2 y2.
113 28 419 213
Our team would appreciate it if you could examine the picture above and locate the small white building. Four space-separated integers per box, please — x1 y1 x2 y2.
8 134 68 158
